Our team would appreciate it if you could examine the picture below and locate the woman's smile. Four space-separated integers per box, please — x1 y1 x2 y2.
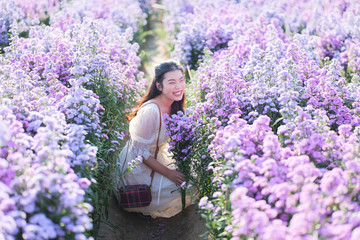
173 90 183 97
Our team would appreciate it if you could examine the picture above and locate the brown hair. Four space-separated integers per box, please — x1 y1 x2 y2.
126 61 186 121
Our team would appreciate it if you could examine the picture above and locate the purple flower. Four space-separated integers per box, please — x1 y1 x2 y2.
198 197 208 208
212 191 222 198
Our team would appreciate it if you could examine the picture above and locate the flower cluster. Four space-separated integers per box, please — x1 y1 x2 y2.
163 0 252 69
0 1 19 52
0 104 93 240
201 114 360 239
1 0 148 239
162 0 360 239
164 0 360 78
50 0 147 33
0 0 63 52
164 107 217 207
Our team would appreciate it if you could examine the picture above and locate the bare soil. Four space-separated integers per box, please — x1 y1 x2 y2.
96 193 207 240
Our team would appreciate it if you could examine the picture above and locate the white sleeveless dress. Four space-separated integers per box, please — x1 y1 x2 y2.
114 102 191 218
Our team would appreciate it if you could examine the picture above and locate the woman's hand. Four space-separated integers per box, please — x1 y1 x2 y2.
142 156 185 186
166 169 185 186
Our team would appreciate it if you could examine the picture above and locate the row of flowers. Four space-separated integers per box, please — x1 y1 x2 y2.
163 0 360 239
164 0 360 78
1 0 150 239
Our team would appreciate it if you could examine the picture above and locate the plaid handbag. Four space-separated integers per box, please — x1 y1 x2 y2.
118 184 152 208
118 102 162 208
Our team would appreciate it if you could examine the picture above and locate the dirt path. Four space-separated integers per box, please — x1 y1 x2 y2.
140 4 171 83
96 5 207 240
96 194 207 240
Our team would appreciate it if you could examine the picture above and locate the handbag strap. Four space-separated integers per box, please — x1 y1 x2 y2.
121 101 162 189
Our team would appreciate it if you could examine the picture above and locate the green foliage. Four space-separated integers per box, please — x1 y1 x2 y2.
40 15 51 26
77 65 144 234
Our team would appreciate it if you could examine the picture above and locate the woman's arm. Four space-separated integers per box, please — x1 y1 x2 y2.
143 156 184 186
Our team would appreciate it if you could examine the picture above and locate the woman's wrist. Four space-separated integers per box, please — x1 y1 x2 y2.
163 168 171 179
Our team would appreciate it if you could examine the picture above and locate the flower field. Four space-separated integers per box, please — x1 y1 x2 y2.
2 0 360 239
1 0 148 239
163 0 360 239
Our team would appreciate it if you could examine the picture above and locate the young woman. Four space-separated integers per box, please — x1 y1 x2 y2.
114 61 192 218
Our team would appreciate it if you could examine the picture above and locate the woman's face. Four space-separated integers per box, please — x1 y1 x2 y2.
159 69 185 102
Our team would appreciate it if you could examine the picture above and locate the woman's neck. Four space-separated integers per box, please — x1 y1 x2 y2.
152 95 173 115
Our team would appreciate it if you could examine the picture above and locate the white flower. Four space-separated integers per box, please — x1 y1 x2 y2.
0 121 11 147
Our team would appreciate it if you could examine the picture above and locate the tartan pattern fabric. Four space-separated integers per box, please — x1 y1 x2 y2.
118 184 152 208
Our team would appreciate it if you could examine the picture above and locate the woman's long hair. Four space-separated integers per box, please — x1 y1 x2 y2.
126 61 186 121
